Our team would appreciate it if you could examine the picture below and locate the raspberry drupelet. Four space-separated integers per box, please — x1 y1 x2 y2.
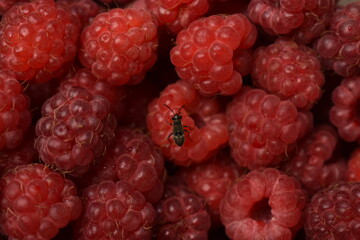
252 39 324 110
0 0 16 15
220 168 308 240
0 163 82 240
0 0 80 82
247 0 335 44
226 86 313 169
315 1 360 77
154 178 211 240
170 14 257 96
304 181 360 239
346 148 360 181
0 69 31 150
329 76 360 142
78 128 165 204
35 86 117 176
74 180 156 240
146 80 229 166
281 124 347 195
79 8 158 86
145 0 210 34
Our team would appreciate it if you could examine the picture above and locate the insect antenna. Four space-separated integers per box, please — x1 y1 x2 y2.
163 103 175 114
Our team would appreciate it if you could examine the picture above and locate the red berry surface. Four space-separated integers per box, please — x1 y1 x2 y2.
330 76 360 142
0 69 31 150
0 163 82 240
304 181 360 239
79 8 158 86
226 86 313 169
35 86 117 176
74 180 156 240
220 168 307 240
346 148 360 182
79 128 165 204
0 0 16 15
0 0 80 82
170 14 257 96
154 178 211 240
147 80 229 166
252 39 324 110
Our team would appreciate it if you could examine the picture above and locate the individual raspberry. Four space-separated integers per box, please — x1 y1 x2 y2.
35 86 117 176
74 180 156 240
78 128 165 204
252 39 325 110
178 151 244 225
282 124 347 195
329 76 360 142
315 2 360 77
0 69 31 150
304 181 360 239
346 148 360 181
0 163 82 240
220 168 307 240
0 130 38 177
170 14 257 96
227 87 313 169
145 0 210 34
0 0 80 82
146 80 229 166
154 178 211 240
247 0 335 44
79 8 158 86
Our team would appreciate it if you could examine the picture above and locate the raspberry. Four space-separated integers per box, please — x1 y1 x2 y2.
247 0 335 44
226 87 313 169
74 180 156 240
220 168 307 240
0 130 38 177
79 128 165 204
170 14 257 96
35 86 117 176
178 151 244 225
346 148 360 181
329 76 360 142
154 178 211 240
79 8 158 86
145 0 210 34
281 124 347 195
0 0 16 15
252 39 325 110
304 181 360 239
0 163 82 240
315 1 360 77
146 80 229 166
0 0 80 82
233 48 253 77
0 69 31 150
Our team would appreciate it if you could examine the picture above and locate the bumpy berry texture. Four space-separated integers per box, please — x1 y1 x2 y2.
0 0 80 82
170 14 257 96
282 125 347 195
247 0 335 44
178 151 244 224
147 80 229 166
227 87 313 169
0 0 16 15
79 8 158 86
220 168 307 240
252 39 324 110
329 76 360 142
304 181 360 239
0 163 82 240
0 69 31 150
154 178 211 240
346 148 360 181
145 0 210 34
315 1 360 77
35 86 117 176
79 128 165 204
74 180 156 240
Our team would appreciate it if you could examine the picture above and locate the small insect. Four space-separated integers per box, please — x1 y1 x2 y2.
164 104 191 146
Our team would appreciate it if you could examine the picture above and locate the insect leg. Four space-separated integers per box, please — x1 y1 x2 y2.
184 129 192 141
167 132 173 143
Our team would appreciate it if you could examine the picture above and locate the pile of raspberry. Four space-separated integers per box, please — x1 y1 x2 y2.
1 0 360 239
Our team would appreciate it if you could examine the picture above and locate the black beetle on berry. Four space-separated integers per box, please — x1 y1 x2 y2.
164 104 192 146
